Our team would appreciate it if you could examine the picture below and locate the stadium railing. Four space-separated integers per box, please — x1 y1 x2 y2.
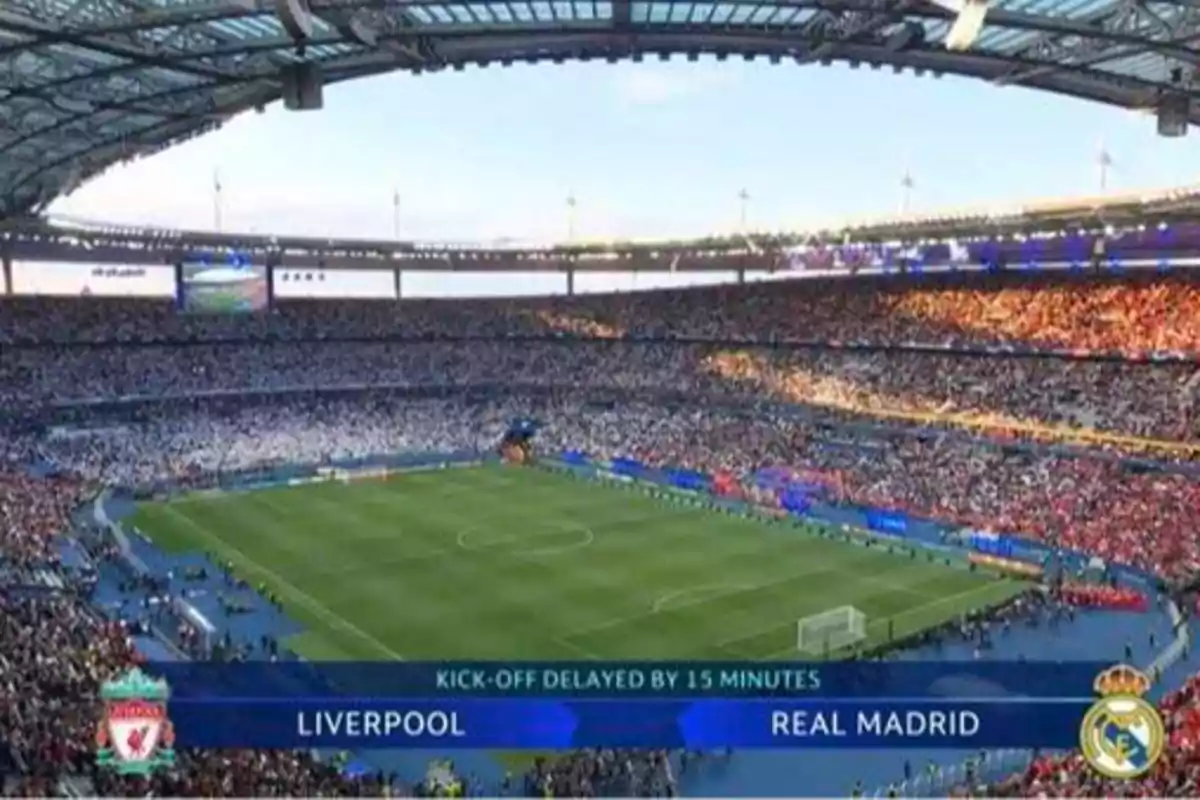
1150 595 1191 678
91 488 150 576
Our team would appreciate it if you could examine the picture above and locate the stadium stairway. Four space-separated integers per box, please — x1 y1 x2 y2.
132 634 185 662
56 538 92 570
84 496 1196 797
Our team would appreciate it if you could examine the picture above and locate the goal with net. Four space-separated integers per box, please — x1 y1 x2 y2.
796 605 868 656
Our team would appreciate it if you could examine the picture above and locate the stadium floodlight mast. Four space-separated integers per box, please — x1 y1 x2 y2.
900 170 915 216
1097 142 1114 193
392 186 401 239
927 0 990 52
212 169 223 233
566 191 578 243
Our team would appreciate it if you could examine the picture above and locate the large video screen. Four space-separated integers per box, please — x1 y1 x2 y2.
177 254 269 313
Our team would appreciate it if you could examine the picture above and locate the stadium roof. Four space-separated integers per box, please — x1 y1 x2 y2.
4 184 1200 269
1 0 1199 220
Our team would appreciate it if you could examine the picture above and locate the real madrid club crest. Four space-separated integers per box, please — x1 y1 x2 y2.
1080 664 1164 780
95 667 176 776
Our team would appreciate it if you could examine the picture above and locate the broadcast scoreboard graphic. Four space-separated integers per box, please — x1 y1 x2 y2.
96 662 1164 780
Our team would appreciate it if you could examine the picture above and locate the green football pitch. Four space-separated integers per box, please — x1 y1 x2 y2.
131 464 1023 661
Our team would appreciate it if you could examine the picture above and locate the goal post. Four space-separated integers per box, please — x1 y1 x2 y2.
797 605 868 656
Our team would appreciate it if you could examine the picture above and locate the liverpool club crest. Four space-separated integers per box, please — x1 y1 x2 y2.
95 667 176 776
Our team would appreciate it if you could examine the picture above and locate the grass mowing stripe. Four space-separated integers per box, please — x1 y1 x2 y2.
161 504 408 661
130 465 1029 664
873 577 1024 637
561 559 884 643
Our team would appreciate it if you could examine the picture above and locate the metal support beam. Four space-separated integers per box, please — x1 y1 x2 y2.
2 249 11 295
612 0 632 29
7 0 1200 220
566 266 575 296
0 9 231 81
395 267 403 299
737 266 745 285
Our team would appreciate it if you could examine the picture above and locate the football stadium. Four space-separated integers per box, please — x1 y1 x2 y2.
131 463 1024 662
5 1 1200 798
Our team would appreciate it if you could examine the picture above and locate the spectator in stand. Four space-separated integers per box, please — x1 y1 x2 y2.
3 271 1200 355
3 269 1200 797
1 341 1195 450
18 391 1200 580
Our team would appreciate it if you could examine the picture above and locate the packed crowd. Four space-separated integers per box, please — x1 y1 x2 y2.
1057 583 1149 612
5 389 1197 796
17 392 1200 581
3 270 1200 797
0 270 1198 356
0 470 406 797
0 398 702 796
1 340 1195 454
521 750 679 797
28 398 508 487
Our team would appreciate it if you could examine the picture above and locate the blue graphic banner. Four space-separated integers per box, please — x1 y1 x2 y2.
665 468 711 492
779 487 812 514
169 698 1090 749
152 661 1109 700
609 457 646 477
865 510 909 536
965 530 1017 559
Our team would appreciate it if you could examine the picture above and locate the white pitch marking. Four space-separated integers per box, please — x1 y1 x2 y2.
651 583 754 614
160 505 408 661
455 521 595 557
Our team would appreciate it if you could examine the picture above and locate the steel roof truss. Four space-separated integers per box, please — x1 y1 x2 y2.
4 0 1200 219
997 0 1200 85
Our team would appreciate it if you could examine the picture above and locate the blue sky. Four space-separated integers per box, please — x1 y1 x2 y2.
50 59 1200 245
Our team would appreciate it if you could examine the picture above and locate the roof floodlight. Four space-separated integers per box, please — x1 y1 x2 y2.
928 0 989 51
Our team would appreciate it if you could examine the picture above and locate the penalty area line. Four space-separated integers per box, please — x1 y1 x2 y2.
160 505 408 662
